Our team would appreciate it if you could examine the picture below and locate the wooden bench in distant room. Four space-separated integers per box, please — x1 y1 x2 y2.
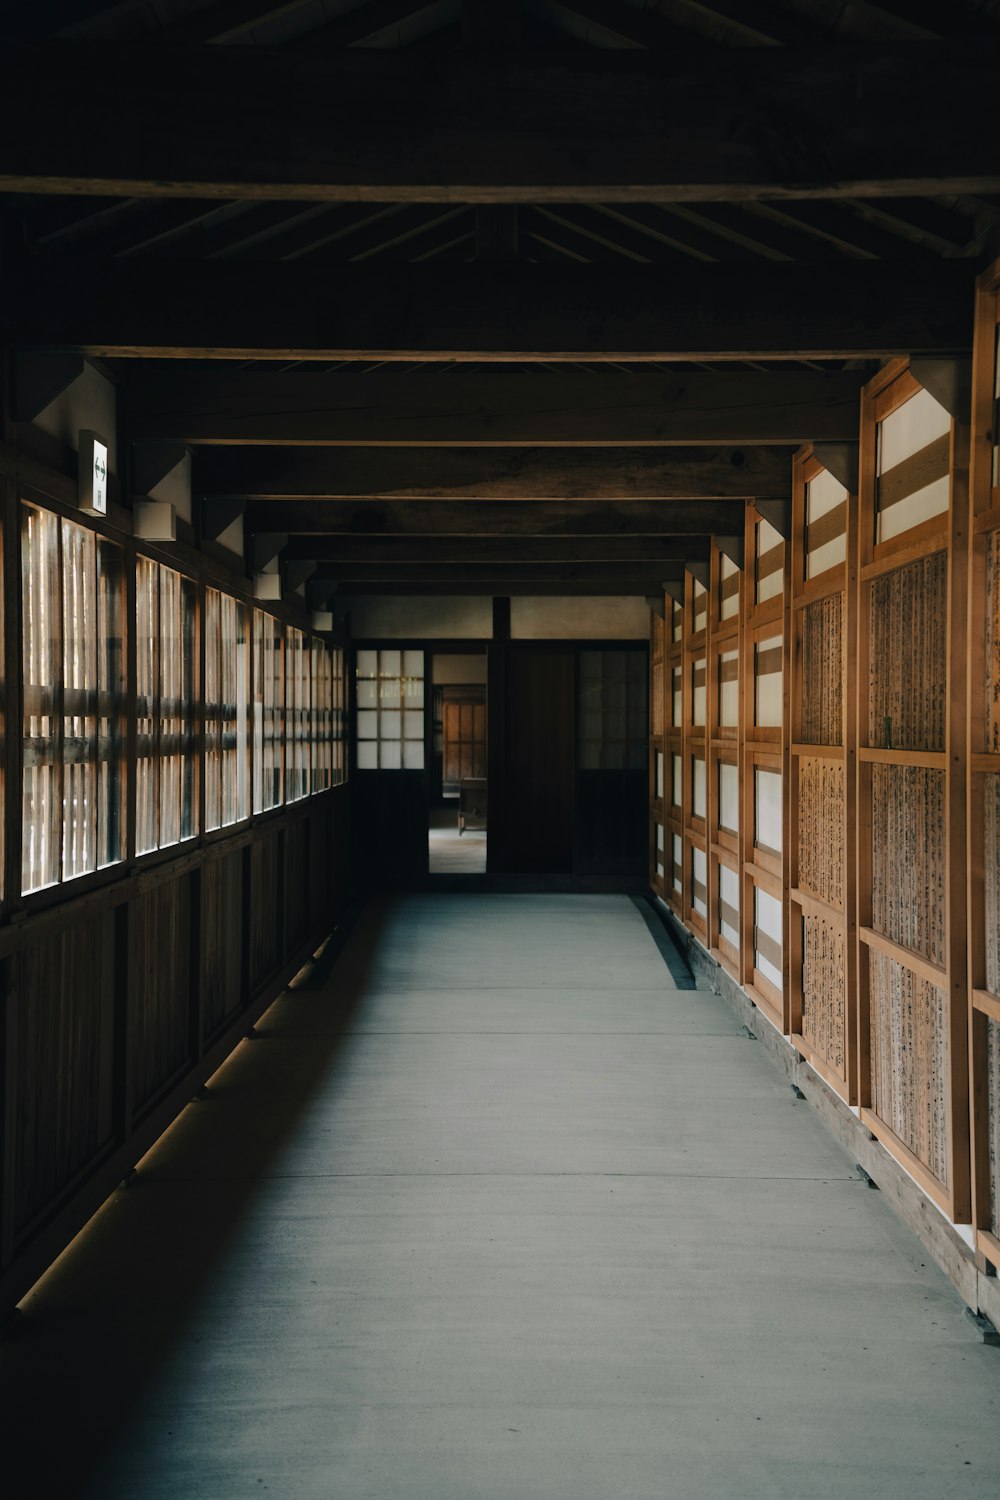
458 778 487 834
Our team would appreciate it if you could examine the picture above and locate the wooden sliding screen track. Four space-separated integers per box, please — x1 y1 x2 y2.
969 260 1000 1268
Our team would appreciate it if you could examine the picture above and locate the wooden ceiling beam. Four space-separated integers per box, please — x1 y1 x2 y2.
332 581 675 596
1 42 999 201
244 498 746 536
279 535 711 563
6 261 974 360
302 561 693 584
193 444 791 499
123 368 866 446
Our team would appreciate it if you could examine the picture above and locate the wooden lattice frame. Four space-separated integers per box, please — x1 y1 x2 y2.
968 257 1000 1268
788 446 858 1103
708 541 743 981
683 570 709 941
649 605 666 900
742 503 791 1033
857 358 971 1221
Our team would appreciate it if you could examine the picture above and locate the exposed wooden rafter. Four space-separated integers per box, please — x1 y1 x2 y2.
1 43 999 202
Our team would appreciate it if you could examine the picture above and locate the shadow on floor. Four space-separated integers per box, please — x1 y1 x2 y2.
0 898 386 1500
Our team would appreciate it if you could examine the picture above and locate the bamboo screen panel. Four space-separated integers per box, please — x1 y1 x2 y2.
797 759 845 908
871 766 947 967
988 1018 1000 1238
986 529 1000 752
800 595 843 745
802 912 846 1075
868 553 948 751
876 386 951 545
985 774 1000 995
869 951 949 1185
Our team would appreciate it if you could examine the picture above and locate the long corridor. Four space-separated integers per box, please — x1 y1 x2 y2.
4 894 999 1498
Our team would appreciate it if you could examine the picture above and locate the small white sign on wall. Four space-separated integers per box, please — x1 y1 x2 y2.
78 429 109 516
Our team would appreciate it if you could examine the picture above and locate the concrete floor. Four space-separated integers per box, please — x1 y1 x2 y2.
429 804 487 873
3 893 999 1499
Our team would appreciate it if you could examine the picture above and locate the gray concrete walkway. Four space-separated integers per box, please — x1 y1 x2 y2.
4 894 999 1498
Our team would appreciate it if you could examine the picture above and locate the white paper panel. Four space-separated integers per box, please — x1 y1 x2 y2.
756 518 784 603
672 667 682 726
755 885 783 990
755 634 783 728
357 649 378 679
807 533 847 578
877 477 949 542
719 648 738 727
357 679 377 708
693 845 708 917
693 657 707 726
380 740 401 769
693 580 708 632
692 757 707 818
403 649 424 678
357 710 377 740
357 741 377 769
380 677 401 707
656 751 664 800
806 466 847 520
720 555 740 620
380 648 401 677
404 710 423 739
719 863 740 947
755 768 782 853
877 386 950 473
402 740 424 769
672 753 683 807
672 834 683 893
719 762 739 832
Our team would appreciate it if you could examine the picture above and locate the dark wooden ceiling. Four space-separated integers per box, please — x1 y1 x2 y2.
2 0 998 600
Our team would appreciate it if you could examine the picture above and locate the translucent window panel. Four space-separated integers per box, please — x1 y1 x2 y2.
21 507 125 893
656 823 665 878
691 657 706 726
805 466 848 579
720 554 740 621
655 751 664 801
671 598 682 643
754 635 783 728
692 845 708 918
332 646 347 786
157 566 197 849
692 756 707 819
356 648 425 770
718 864 740 949
754 768 782 855
718 648 739 728
692 579 708 634
876 386 951 544
671 665 682 726
719 761 739 833
253 610 284 813
206 590 250 829
672 753 683 808
755 518 784 604
285 627 311 803
754 885 783 990
672 833 683 895
311 638 333 795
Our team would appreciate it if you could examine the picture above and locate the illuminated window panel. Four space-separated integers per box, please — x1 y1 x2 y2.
754 768 783 856
754 886 783 992
356 649 425 770
719 553 740 621
692 755 707 820
692 846 708 919
718 864 740 950
205 588 250 832
253 610 284 813
755 518 784 605
719 761 739 835
718 648 739 729
754 635 783 729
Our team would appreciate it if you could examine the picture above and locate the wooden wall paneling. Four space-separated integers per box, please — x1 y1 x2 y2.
708 542 743 982
284 813 309 957
683 570 709 941
649 604 666 899
663 595 685 919
128 875 195 1117
857 359 971 1222
309 798 332 933
788 446 857 1102
742 503 790 1034
5 914 116 1249
201 848 245 1043
968 257 1000 1268
249 827 282 993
